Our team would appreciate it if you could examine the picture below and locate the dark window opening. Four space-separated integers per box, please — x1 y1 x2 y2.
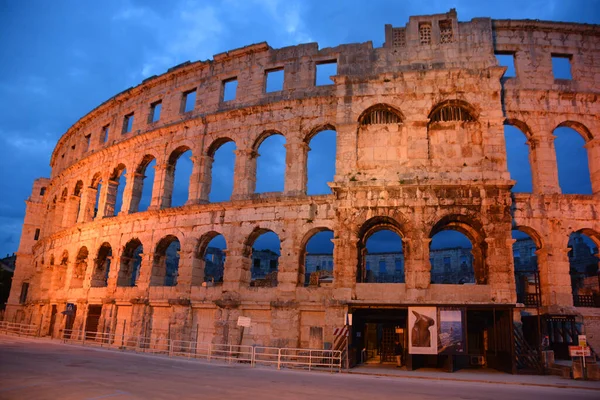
39 187 46 196
122 113 134 134
102 125 109 143
149 100 162 123
360 106 402 125
265 68 284 93
223 78 238 101
34 228 40 241
552 54 572 80
19 282 29 304
496 52 516 78
316 61 337 86
439 19 453 43
84 134 91 151
430 103 475 122
419 22 432 45
181 89 196 113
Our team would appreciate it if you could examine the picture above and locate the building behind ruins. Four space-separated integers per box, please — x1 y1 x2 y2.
4 9 600 373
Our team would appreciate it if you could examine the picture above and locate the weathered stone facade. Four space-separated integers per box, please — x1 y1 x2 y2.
5 10 600 358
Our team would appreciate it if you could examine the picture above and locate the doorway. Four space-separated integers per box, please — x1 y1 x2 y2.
63 304 77 339
350 308 407 366
85 305 103 339
48 305 57 337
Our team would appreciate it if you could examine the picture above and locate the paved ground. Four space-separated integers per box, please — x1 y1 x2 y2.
1 334 599 400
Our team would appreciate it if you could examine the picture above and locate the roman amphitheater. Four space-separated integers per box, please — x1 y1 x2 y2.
5 10 600 373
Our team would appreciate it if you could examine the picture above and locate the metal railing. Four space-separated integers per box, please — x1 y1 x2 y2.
60 329 342 372
0 321 39 336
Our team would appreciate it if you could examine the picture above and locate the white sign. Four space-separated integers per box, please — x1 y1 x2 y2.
578 335 587 348
569 346 591 357
237 316 251 327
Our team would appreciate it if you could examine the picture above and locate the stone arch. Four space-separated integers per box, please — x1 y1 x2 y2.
512 228 542 306
556 121 593 142
60 187 68 202
205 138 237 203
90 172 102 188
428 99 478 123
513 225 544 251
104 163 127 217
252 130 285 152
568 229 600 307
207 137 235 157
505 119 533 139
429 214 487 284
299 227 334 286
73 180 83 197
151 235 181 286
130 154 157 213
70 246 88 288
193 231 227 286
118 238 143 287
91 242 112 287
165 145 193 208
254 131 286 194
553 123 593 194
305 124 337 195
358 104 404 126
356 216 406 283
243 227 281 287
504 120 534 193
304 124 337 143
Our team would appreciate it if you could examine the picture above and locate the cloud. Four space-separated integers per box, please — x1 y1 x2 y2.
3 135 54 155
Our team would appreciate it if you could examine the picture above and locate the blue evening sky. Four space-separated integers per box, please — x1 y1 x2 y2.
0 0 598 258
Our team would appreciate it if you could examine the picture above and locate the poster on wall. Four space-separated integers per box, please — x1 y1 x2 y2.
408 307 437 354
438 308 465 354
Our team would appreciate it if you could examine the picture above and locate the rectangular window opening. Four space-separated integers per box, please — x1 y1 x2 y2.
19 282 29 304
149 100 162 123
34 228 40 241
223 78 238 101
182 89 196 113
551 54 572 80
39 187 46 196
84 134 91 151
102 125 109 143
495 52 516 78
439 20 453 43
122 113 134 134
419 22 432 45
265 68 284 93
315 61 337 86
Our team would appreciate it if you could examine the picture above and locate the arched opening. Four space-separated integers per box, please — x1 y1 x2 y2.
131 155 156 213
307 129 336 195
301 229 334 286
106 164 126 217
554 126 592 194
91 242 112 287
91 173 102 220
504 123 533 193
512 229 540 306
356 217 404 283
73 180 84 223
169 147 193 208
193 232 226 286
151 235 180 286
60 188 68 202
255 134 286 193
569 231 599 307
429 219 482 284
70 246 88 289
208 139 236 202
358 104 403 126
428 100 476 123
246 229 280 287
118 239 143 287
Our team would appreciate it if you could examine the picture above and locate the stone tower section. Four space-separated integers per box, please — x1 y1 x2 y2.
4 10 599 371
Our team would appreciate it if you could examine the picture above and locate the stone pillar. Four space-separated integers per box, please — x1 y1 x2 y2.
148 163 170 210
106 256 119 290
62 195 81 227
537 244 573 308
231 149 257 200
284 140 309 196
102 179 119 217
222 247 250 291
405 237 431 290
528 135 560 194
485 236 517 303
187 155 212 205
78 186 97 223
584 138 600 195
277 243 298 292
136 253 153 290
334 123 358 180
175 249 194 293
96 182 109 219
332 233 358 289
53 201 66 231
124 171 144 214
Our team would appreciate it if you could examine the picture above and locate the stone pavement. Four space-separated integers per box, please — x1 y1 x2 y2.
349 364 600 391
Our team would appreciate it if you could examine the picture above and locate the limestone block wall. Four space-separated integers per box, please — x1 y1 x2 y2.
5 10 599 349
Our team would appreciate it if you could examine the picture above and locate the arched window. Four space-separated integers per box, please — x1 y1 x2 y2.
70 246 88 289
207 139 236 202
169 147 193 207
356 217 404 284
307 129 336 195
105 164 126 217
90 173 102 220
554 126 592 194
429 100 476 123
151 235 180 286
245 229 280 287
301 229 334 286
359 104 403 126
91 243 112 287
255 133 286 193
430 230 474 284
193 232 226 286
504 123 533 193
118 239 143 287
569 231 599 307
512 229 541 306
130 155 156 213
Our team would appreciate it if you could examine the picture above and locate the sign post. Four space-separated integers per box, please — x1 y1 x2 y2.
569 345 591 380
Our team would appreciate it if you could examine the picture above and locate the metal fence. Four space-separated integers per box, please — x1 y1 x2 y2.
0 321 39 336
56 328 342 372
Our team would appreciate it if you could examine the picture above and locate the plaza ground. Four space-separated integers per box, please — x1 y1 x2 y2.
1 334 599 399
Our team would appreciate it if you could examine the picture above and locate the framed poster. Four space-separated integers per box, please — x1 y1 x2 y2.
438 308 465 354
408 307 437 354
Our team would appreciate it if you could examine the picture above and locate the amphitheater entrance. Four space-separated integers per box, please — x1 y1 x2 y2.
84 305 103 339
